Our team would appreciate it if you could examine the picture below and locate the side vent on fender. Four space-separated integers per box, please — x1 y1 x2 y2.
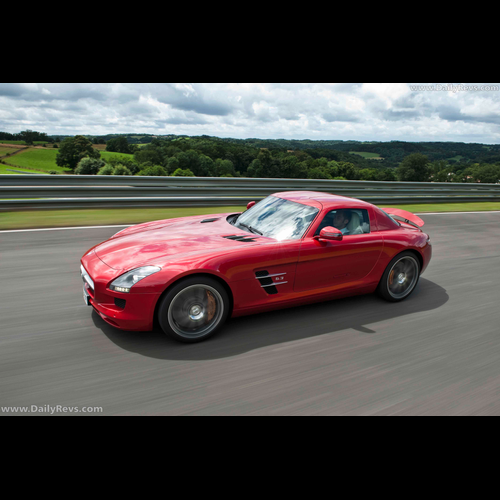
255 270 288 295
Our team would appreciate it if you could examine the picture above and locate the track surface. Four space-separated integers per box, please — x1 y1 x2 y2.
1 213 499 415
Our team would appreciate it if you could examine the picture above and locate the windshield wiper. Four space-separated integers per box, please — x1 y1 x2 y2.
238 222 263 235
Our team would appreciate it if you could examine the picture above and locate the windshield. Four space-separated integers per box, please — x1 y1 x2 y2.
234 196 318 241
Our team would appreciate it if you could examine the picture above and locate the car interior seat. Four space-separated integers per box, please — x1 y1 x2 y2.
347 212 363 234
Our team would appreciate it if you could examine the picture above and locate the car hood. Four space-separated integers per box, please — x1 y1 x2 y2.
94 213 268 270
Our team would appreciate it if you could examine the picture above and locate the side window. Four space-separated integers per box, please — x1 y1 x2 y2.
315 209 370 236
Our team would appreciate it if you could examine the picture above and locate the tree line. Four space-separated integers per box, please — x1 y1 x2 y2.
3 130 498 183
92 134 500 167
52 135 500 183
54 135 398 180
4 130 500 169
211 137 500 168
0 130 53 144
398 153 500 184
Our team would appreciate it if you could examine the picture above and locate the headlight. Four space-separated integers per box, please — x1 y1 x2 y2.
110 266 161 293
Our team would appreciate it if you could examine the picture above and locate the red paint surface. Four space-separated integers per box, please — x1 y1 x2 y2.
81 192 432 331
381 207 425 227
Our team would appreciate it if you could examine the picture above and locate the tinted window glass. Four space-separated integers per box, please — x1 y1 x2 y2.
315 208 370 236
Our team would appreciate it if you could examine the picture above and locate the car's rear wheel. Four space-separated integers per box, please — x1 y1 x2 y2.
378 251 420 302
158 276 229 343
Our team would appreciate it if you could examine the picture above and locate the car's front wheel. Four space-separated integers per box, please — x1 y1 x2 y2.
378 251 421 302
158 276 230 343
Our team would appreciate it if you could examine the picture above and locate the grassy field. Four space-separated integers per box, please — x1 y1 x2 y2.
0 207 247 230
1 147 133 174
349 151 382 159
92 145 138 155
0 146 23 156
382 202 500 213
0 164 47 175
100 151 134 162
0 202 499 230
0 140 47 145
4 148 71 173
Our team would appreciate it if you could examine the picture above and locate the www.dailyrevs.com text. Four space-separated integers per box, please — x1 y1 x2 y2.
2 405 103 414
410 83 499 92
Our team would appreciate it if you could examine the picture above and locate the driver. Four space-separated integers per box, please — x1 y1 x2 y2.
332 209 352 235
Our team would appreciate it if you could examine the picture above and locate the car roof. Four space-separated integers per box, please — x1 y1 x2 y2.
274 191 374 210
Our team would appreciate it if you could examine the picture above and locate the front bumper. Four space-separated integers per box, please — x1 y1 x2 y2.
83 283 91 306
80 251 159 331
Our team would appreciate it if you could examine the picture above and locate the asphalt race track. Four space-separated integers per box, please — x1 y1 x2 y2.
1 212 499 415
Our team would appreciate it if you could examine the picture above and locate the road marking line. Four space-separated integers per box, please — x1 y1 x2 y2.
416 211 500 215
0 224 132 234
1 211 500 233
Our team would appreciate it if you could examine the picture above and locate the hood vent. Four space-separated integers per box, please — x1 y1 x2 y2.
223 235 257 242
201 218 220 223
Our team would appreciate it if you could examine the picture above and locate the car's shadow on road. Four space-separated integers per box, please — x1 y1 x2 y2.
94 278 448 361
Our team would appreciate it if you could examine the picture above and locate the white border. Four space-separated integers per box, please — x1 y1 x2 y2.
0 224 132 234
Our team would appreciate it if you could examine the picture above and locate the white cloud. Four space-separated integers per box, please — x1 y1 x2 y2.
362 82 410 104
0 83 499 143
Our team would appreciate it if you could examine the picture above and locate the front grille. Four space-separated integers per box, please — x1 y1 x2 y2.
114 298 126 309
86 283 95 298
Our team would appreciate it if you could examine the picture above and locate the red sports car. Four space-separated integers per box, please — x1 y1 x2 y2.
81 191 432 343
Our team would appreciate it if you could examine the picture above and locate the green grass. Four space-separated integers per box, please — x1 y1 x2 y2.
0 146 23 156
100 151 134 161
383 202 500 213
1 202 500 231
446 155 463 161
4 148 71 173
0 164 48 175
3 148 133 174
0 206 247 230
349 151 382 159
0 140 47 145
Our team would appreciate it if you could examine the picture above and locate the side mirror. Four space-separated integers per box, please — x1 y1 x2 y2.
247 201 256 210
315 226 343 241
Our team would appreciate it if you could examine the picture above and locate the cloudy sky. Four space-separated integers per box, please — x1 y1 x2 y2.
1 83 500 143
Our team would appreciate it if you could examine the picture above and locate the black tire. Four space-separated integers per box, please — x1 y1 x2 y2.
377 251 421 302
158 276 230 343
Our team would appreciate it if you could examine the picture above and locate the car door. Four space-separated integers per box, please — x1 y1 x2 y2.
293 207 384 292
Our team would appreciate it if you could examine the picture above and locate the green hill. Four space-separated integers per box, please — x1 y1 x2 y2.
4 148 70 173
